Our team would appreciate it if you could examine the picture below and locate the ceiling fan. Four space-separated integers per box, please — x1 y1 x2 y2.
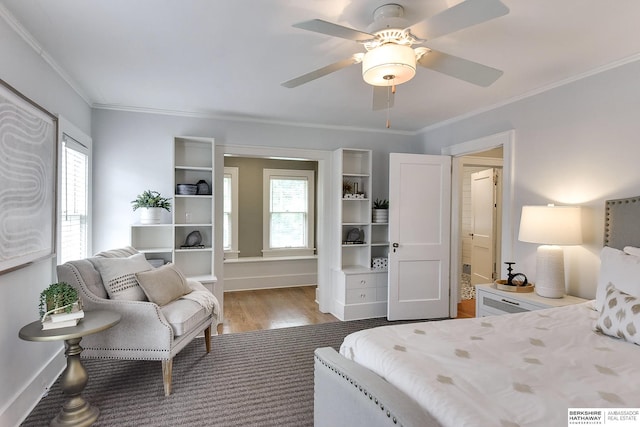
282 0 509 114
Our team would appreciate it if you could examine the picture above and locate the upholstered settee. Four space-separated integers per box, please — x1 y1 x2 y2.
56 247 219 396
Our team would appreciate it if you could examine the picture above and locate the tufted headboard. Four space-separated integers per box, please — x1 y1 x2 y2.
604 196 640 250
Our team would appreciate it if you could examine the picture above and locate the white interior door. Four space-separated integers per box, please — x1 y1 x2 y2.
388 153 451 320
470 169 496 285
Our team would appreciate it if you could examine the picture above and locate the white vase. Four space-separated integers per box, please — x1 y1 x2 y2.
372 209 388 223
139 207 162 224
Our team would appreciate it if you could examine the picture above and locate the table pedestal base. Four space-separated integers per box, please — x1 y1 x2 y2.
51 337 98 427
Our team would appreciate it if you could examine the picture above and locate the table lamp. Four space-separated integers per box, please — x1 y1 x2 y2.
518 204 582 298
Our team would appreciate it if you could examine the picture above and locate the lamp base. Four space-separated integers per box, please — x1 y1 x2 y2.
535 245 565 298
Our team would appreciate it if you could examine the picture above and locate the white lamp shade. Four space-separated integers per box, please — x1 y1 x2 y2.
362 44 416 86
518 205 582 245
518 204 582 298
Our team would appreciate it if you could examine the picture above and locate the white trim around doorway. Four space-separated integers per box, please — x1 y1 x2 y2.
216 145 333 315
442 130 515 317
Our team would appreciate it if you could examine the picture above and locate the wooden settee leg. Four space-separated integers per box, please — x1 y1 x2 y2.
162 359 173 396
204 326 211 353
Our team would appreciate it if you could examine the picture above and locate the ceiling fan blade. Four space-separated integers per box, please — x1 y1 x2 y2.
372 86 394 111
410 0 509 40
293 19 374 41
417 49 503 87
281 55 362 88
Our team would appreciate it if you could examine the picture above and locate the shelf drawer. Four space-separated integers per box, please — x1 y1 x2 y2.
479 294 536 314
346 274 376 289
346 288 376 304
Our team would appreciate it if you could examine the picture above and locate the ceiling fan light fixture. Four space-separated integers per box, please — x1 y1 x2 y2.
362 43 416 86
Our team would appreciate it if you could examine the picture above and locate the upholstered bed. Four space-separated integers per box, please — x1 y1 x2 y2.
314 196 640 427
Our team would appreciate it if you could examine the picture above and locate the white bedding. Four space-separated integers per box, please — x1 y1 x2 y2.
340 303 640 427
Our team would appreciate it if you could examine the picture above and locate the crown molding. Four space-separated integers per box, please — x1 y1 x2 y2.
0 4 92 106
92 103 419 136
418 52 640 135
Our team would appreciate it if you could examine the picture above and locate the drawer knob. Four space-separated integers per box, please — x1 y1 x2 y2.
501 298 520 306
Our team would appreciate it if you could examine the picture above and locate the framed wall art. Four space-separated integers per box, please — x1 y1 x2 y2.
0 79 57 274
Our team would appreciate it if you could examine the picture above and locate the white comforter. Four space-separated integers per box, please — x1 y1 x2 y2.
340 303 640 427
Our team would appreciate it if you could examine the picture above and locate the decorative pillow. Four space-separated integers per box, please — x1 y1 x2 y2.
135 263 191 306
596 246 640 311
91 253 152 301
594 283 640 345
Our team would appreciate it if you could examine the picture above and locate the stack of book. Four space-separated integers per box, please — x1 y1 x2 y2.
41 309 85 330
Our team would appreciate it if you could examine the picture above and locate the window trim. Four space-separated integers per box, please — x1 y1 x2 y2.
223 166 239 259
262 168 315 257
57 116 92 264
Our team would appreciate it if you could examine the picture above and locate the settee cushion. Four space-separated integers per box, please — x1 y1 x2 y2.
72 259 109 299
161 298 210 336
136 263 191 306
91 253 152 301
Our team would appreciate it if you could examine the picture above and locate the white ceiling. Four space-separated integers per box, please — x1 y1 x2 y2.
3 0 640 133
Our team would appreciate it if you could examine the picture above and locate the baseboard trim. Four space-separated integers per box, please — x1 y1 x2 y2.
1 347 65 426
224 274 317 291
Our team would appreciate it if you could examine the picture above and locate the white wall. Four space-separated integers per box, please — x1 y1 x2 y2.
0 17 92 426
90 109 423 253
420 59 640 299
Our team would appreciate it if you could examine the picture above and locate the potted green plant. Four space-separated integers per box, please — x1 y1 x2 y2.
131 190 171 224
372 198 389 223
39 282 80 318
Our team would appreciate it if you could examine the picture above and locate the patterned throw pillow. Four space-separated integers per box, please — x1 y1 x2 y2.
91 253 152 301
594 283 640 345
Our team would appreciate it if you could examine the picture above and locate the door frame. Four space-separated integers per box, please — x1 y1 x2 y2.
216 144 333 315
442 130 515 316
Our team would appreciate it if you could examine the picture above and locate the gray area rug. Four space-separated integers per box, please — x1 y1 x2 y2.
21 318 408 426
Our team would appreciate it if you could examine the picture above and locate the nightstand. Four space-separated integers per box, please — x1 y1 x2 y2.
475 283 588 317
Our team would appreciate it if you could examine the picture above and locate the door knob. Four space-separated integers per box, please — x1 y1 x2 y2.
392 242 399 253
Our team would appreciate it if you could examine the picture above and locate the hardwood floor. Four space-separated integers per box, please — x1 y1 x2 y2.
217 286 475 334
457 298 476 318
218 286 338 334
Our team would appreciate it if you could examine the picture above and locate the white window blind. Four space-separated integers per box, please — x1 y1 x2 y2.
223 174 232 250
223 166 239 258
60 134 88 264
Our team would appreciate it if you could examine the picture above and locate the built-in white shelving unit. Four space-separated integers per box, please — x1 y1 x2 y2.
332 148 389 320
130 136 216 289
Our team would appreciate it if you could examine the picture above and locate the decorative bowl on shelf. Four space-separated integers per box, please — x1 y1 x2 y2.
494 279 535 293
176 184 197 195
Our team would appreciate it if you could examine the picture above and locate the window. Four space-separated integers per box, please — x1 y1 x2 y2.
263 169 315 257
59 132 90 264
223 166 239 259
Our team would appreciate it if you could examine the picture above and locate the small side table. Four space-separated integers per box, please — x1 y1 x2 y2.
19 310 120 427
475 283 588 317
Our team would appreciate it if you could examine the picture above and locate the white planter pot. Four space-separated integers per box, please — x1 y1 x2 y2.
139 207 162 224
372 209 388 223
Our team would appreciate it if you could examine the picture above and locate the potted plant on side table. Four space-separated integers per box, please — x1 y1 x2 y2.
131 190 172 224
39 282 84 329
372 198 389 223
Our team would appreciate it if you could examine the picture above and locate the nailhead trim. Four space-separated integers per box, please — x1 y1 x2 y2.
316 354 404 427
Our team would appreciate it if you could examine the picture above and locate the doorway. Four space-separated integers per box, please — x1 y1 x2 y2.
215 145 333 322
443 130 515 318
459 152 503 313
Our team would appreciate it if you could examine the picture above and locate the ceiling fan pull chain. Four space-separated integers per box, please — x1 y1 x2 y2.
386 84 392 128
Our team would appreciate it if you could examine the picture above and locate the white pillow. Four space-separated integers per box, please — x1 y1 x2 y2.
596 246 640 311
594 283 640 346
92 253 152 300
